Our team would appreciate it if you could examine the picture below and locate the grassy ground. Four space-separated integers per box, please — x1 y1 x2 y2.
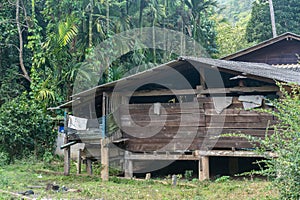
0 158 278 200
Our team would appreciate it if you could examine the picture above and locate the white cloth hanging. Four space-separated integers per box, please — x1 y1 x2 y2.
68 115 88 130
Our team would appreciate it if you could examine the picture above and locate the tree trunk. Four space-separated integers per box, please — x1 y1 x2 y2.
269 0 277 37
106 0 110 36
139 0 143 28
16 0 31 82
152 15 156 64
89 0 93 47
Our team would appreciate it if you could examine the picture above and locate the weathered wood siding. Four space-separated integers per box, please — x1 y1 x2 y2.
120 98 274 152
230 40 300 65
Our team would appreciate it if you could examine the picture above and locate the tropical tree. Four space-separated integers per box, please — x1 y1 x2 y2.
0 0 221 161
214 14 254 58
246 0 300 43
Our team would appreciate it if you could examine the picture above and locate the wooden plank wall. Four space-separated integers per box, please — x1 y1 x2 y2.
120 97 275 152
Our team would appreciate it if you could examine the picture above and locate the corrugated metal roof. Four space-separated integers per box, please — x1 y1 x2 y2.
182 57 300 84
272 64 300 72
71 59 180 98
70 57 300 99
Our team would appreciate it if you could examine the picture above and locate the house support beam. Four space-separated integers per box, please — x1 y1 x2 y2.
198 156 209 181
197 85 279 95
229 157 239 175
63 110 70 176
86 158 93 175
63 140 70 176
197 150 276 158
101 92 109 181
119 85 279 97
124 151 133 178
122 150 276 180
101 138 109 180
77 149 82 174
124 151 200 161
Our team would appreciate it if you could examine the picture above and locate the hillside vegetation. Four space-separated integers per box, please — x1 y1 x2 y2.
217 0 255 23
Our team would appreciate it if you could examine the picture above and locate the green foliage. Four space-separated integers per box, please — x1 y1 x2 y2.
1 0 220 106
0 94 56 163
259 83 300 199
217 0 254 23
246 0 272 42
0 152 10 166
214 14 254 58
0 66 27 103
0 0 221 166
237 83 300 199
246 0 300 43
184 170 193 180
214 0 255 58
42 151 55 164
0 160 279 199
215 175 230 183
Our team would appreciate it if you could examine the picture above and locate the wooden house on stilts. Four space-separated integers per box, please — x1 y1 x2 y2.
51 32 300 180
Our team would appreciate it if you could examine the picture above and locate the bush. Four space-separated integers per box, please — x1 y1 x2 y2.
0 94 56 163
184 170 193 180
0 151 9 166
215 176 230 183
244 83 300 199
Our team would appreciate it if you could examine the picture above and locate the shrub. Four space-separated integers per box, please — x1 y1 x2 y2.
215 176 230 183
242 83 300 199
0 94 56 163
184 170 193 180
0 151 9 166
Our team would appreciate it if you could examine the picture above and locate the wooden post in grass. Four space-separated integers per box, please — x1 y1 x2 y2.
101 92 109 181
199 156 209 181
64 110 70 176
101 138 109 180
229 157 239 175
77 149 82 174
124 151 133 178
63 138 70 176
86 158 93 175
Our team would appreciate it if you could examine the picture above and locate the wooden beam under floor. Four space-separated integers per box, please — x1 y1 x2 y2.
197 150 276 158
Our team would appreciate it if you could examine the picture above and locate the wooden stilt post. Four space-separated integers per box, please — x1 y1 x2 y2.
63 142 70 175
200 67 206 90
63 110 70 176
77 149 82 174
86 158 93 175
124 151 133 178
199 156 209 181
229 157 239 175
101 138 109 180
101 92 109 181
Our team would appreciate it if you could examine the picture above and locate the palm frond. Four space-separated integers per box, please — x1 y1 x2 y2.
58 15 79 47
